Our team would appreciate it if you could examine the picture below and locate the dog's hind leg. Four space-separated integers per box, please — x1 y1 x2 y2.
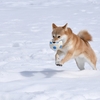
84 57 97 70
75 57 85 70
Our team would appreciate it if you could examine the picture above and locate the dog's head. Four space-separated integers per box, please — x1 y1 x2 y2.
51 23 68 45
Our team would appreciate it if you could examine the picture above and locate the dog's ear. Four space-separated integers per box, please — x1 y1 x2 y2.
52 23 57 30
62 23 68 29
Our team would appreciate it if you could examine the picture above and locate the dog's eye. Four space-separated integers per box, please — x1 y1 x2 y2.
58 36 60 38
53 36 55 38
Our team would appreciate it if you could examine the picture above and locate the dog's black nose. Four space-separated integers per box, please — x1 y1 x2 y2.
53 42 55 43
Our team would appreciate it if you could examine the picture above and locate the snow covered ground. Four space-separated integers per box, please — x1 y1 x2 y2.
0 0 100 100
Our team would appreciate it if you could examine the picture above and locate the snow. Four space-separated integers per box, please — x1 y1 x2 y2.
0 0 100 100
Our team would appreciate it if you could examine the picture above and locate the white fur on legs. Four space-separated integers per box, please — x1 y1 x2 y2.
55 50 64 65
75 55 97 70
75 57 85 70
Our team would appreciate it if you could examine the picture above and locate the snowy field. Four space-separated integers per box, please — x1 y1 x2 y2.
0 0 100 100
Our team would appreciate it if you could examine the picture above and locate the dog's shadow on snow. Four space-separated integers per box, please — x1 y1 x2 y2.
20 69 64 78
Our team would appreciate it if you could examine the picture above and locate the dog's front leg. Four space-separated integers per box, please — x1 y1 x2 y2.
58 51 73 66
55 50 63 66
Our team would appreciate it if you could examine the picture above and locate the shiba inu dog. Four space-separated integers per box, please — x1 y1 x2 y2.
51 23 97 70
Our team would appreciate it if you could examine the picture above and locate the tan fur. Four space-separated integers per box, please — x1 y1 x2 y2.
52 23 97 70
78 30 92 41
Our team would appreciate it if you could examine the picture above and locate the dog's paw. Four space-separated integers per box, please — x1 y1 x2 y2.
55 61 63 66
56 64 62 66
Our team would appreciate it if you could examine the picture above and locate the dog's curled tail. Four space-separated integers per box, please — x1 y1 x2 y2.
77 30 92 42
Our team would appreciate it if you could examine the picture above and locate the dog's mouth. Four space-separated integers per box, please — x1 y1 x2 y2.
52 39 62 44
52 35 67 45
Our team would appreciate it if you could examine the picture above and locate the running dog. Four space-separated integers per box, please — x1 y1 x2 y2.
51 23 97 70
